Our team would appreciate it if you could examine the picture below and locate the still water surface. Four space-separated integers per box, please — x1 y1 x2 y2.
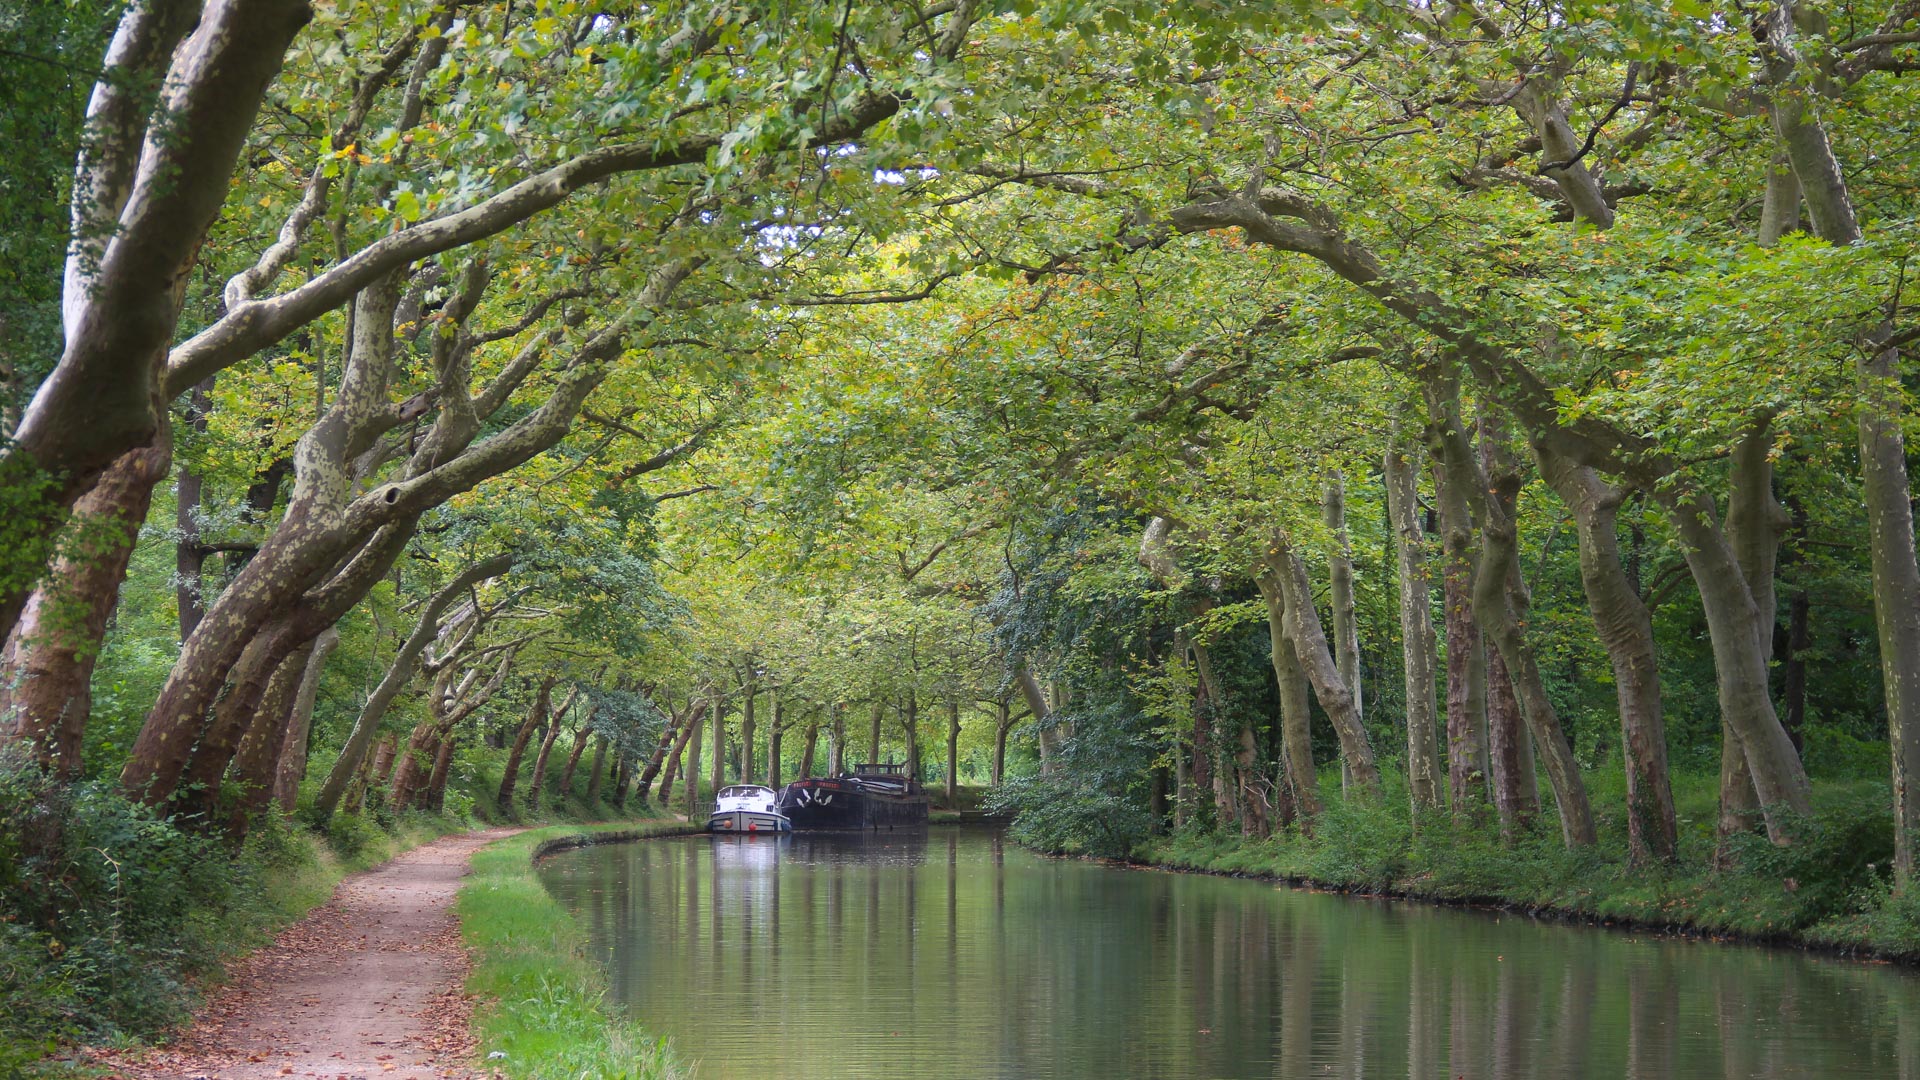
538 829 1920 1079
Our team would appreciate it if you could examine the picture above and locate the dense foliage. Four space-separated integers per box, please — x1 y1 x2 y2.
3 0 1920 1064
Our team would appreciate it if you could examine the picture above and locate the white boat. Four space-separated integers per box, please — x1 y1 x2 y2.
707 784 793 833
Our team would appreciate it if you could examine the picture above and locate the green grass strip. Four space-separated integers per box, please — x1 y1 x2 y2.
457 821 704 1079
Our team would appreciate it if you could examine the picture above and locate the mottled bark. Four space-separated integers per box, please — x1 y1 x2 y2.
224 641 315 837
1718 427 1793 855
1265 533 1381 796
866 696 882 764
1323 472 1363 720
1386 437 1443 813
1485 648 1538 834
0 0 313 642
709 694 727 794
1662 483 1812 842
1536 447 1677 863
1431 393 1592 845
1255 571 1320 824
682 703 704 814
800 716 820 780
1427 410 1489 808
902 690 920 780
0 440 169 776
422 733 457 812
272 626 337 812
830 702 846 776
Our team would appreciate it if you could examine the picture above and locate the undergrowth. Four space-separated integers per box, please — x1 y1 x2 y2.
1127 767 1920 959
457 821 697 1080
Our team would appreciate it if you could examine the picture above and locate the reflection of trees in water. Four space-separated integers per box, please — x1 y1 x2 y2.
537 835 1920 1080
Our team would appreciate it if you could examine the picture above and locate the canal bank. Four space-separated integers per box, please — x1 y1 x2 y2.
1123 788 1920 967
458 821 703 1079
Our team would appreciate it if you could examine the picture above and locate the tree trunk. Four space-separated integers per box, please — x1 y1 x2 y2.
1536 448 1677 863
585 735 607 804
1235 714 1270 838
903 690 920 780
1662 485 1812 841
388 722 437 812
527 687 578 809
499 677 555 808
1485 648 1538 835
314 553 513 820
1188 621 1238 827
992 699 1011 786
178 617 306 823
175 379 212 642
1255 572 1321 824
658 710 698 804
739 685 755 785
1433 393 1593 845
946 698 962 807
830 702 846 775
709 693 726 796
867 697 883 764
422 733 456 813
800 717 820 779
1755 3 1914 876
558 725 590 799
1265 534 1382 796
0 440 169 777
1324 471 1363 721
1385 437 1443 814
1427 408 1489 808
683 704 704 816
224 640 315 838
370 735 399 801
768 692 785 789
1782 588 1810 753
638 702 696 804
610 753 630 811
273 626 337 813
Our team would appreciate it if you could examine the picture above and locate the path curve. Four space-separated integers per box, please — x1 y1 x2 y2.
101 826 525 1080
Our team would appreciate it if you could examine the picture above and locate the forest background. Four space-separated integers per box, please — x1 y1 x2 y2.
3 0 1920 1066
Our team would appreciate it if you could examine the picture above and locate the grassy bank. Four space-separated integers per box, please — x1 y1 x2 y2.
1 740 672 1075
1126 769 1920 962
456 819 704 1080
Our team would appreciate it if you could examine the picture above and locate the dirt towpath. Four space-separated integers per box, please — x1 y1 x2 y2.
100 827 525 1080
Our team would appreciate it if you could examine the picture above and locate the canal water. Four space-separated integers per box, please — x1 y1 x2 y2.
537 828 1920 1079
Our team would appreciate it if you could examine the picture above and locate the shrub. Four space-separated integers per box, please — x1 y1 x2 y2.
1726 786 1895 927
0 755 252 1054
987 773 1152 859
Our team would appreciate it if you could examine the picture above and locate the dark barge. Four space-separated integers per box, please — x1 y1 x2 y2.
776 762 929 830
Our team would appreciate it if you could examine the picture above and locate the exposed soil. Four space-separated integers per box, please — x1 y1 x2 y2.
94 827 525 1080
